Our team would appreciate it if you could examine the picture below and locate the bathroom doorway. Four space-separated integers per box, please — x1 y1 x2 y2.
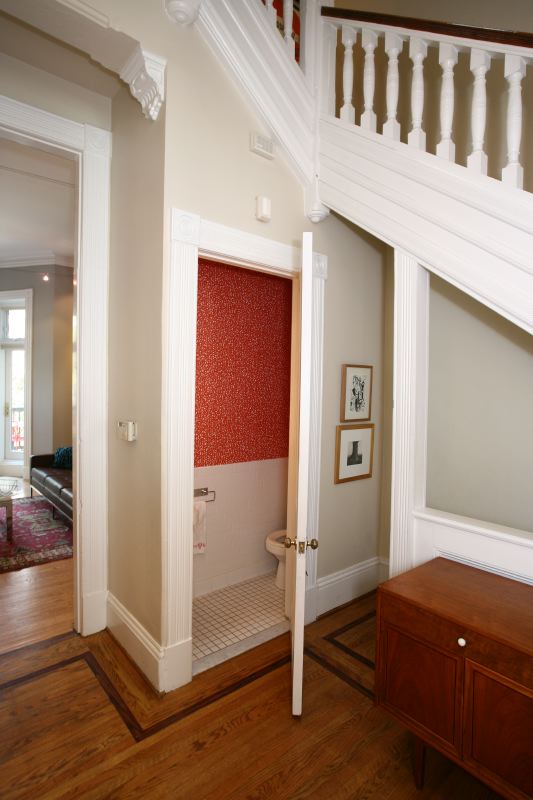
192 259 295 674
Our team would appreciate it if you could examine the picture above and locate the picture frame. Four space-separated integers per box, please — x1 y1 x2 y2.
340 364 373 422
334 424 374 484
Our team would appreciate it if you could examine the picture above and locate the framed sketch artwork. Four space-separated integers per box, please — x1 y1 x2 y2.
341 364 373 422
334 424 374 483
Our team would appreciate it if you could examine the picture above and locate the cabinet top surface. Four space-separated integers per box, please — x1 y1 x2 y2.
380 558 533 655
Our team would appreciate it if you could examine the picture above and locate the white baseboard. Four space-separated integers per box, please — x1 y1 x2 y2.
314 556 387 617
107 593 192 692
80 589 107 636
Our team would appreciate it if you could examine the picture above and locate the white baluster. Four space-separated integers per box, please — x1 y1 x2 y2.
361 29 378 131
502 54 526 189
340 25 357 125
436 43 458 161
265 0 277 29
408 37 427 150
283 0 295 59
321 22 338 117
383 32 403 141
467 49 491 175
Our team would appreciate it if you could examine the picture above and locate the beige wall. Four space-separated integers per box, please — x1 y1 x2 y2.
314 214 388 578
52 273 73 450
108 85 165 639
0 267 72 455
427 277 533 533
0 53 111 130
3 1 390 641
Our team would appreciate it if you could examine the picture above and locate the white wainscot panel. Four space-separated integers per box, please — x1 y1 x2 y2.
413 508 533 584
193 458 288 597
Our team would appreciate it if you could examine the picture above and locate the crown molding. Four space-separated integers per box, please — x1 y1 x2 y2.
120 47 167 122
0 251 74 269
165 0 202 26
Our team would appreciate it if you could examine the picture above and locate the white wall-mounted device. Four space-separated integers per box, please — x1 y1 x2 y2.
250 131 274 160
117 420 137 442
255 195 271 222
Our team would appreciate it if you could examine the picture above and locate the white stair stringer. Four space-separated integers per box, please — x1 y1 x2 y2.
197 0 315 185
319 116 533 335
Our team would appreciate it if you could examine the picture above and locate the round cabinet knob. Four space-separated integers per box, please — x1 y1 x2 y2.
457 637 467 648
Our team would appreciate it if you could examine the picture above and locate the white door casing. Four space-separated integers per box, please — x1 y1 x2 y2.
0 94 110 635
162 211 326 693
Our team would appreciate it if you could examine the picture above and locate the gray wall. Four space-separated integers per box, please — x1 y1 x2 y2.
427 276 533 533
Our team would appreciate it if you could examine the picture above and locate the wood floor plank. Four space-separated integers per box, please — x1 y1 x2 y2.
0 659 132 799
0 586 502 799
0 559 73 654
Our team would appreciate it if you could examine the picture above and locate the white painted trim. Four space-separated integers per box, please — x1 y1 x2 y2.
162 208 327 690
319 117 533 334
0 252 73 269
119 47 167 122
107 593 193 693
314 556 386 617
0 94 109 636
195 0 315 185
413 508 533 585
389 253 429 577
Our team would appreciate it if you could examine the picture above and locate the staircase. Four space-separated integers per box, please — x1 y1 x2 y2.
195 0 533 334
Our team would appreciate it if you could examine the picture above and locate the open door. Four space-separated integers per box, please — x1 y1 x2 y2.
285 231 317 716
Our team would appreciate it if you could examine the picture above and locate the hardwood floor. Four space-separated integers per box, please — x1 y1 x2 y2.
0 579 503 799
0 558 73 654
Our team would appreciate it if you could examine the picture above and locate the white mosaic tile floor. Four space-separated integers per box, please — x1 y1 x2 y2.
192 572 289 675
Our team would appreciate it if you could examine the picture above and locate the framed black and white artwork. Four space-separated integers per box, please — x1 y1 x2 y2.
334 423 374 483
340 364 373 422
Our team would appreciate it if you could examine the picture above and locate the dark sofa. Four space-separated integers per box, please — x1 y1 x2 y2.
30 454 73 524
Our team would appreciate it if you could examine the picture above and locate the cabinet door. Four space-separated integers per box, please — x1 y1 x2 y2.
464 661 533 799
380 624 463 756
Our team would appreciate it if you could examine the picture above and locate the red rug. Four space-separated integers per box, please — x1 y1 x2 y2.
0 497 72 573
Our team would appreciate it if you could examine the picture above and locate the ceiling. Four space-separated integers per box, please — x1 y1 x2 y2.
0 136 76 266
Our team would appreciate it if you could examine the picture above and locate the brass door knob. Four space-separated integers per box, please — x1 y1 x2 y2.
284 537 297 549
307 538 319 550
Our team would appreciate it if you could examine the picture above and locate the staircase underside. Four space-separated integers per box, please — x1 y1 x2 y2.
319 117 533 335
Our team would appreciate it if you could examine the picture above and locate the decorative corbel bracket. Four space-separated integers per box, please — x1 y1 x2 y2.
120 47 167 121
164 0 202 26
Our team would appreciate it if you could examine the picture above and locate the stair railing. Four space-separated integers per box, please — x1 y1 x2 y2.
320 8 533 192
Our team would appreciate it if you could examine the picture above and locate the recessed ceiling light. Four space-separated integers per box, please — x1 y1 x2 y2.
43 274 50 282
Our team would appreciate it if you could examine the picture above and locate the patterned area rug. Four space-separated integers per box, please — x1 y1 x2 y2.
0 497 72 573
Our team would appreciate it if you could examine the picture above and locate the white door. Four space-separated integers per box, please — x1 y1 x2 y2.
285 231 315 716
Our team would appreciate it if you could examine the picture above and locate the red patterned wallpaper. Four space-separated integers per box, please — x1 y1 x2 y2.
195 259 292 467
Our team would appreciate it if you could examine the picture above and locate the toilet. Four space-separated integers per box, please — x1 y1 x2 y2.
265 529 287 590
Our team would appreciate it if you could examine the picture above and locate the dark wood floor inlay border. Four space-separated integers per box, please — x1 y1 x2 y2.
0 645 292 743
304 646 375 700
324 610 376 669
0 630 76 663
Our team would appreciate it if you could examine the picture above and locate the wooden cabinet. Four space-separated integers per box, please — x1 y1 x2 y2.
376 558 533 800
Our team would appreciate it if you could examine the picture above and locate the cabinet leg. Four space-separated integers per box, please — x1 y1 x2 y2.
413 736 426 790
